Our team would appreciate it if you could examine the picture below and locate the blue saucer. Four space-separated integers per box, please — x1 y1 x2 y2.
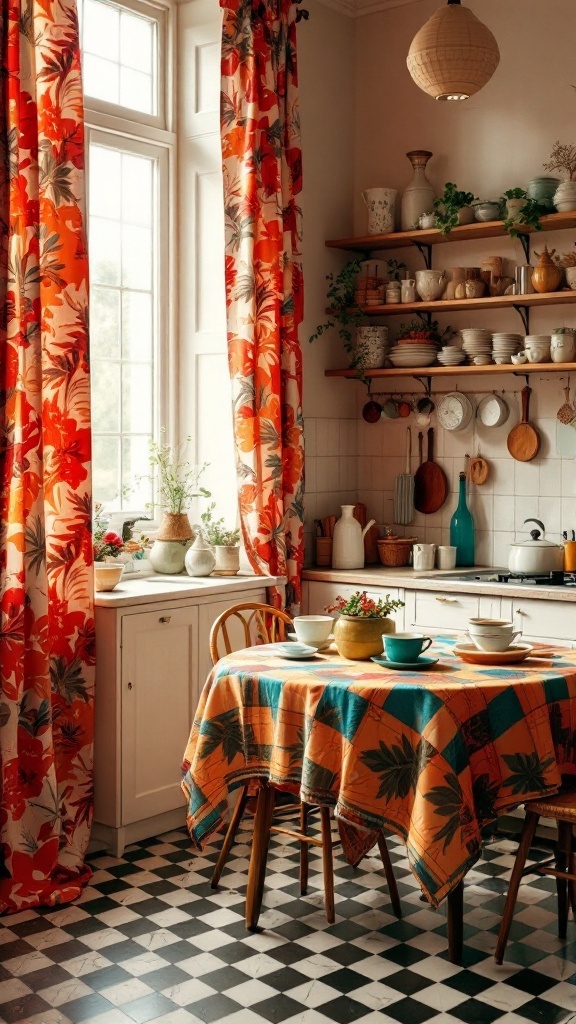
370 655 439 671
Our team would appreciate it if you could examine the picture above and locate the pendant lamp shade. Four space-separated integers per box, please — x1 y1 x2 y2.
407 0 499 102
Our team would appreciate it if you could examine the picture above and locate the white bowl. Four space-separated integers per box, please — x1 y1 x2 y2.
466 630 522 652
94 562 124 592
473 355 492 365
468 618 515 634
292 615 334 644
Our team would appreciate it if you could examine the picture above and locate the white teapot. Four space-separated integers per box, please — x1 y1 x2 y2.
415 269 446 301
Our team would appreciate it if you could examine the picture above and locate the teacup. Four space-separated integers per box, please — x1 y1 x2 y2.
468 618 514 634
292 615 333 645
384 632 432 663
466 630 522 653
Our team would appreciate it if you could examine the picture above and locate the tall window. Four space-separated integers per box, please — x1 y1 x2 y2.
82 0 172 511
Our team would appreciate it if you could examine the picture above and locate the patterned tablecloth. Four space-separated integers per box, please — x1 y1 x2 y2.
181 638 576 906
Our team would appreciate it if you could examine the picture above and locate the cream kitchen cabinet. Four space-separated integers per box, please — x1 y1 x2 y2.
93 581 268 855
403 589 502 635
501 596 575 646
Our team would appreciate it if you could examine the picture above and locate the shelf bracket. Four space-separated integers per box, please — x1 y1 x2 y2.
411 240 432 269
512 303 530 334
518 232 530 263
414 309 433 326
412 375 432 396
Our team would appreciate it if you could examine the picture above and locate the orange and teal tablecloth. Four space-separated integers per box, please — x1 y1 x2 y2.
181 637 576 906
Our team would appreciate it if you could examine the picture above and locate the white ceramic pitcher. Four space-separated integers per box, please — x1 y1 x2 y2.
413 542 437 572
332 505 376 569
361 188 397 235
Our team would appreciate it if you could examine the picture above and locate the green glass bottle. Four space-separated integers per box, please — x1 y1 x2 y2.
450 472 475 567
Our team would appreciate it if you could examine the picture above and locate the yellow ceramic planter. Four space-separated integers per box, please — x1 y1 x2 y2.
333 615 395 660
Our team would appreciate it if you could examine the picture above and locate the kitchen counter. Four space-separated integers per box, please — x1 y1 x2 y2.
94 571 281 607
302 566 576 603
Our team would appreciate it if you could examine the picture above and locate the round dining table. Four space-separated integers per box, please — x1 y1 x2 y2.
181 636 576 962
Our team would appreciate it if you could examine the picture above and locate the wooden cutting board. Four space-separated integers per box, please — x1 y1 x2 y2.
413 427 448 514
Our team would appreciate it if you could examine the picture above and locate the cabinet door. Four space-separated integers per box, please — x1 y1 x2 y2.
121 605 198 824
501 597 575 645
404 590 501 634
306 581 405 631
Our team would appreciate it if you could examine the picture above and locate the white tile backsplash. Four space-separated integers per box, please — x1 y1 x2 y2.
303 377 576 567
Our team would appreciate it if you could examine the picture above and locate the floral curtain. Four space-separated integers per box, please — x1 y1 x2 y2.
220 0 305 612
0 0 94 912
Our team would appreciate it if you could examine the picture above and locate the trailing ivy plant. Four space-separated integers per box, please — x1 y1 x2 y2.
500 188 547 239
309 258 371 377
433 182 478 235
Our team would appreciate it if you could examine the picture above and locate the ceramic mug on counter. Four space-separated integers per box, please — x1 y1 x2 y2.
437 545 457 570
413 542 436 571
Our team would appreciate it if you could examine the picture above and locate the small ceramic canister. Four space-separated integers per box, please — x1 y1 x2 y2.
385 281 401 304
400 278 416 303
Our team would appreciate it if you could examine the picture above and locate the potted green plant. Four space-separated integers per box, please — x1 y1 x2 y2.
396 318 456 347
433 182 478 235
310 259 385 379
500 188 546 239
148 436 210 574
196 502 242 575
325 590 404 660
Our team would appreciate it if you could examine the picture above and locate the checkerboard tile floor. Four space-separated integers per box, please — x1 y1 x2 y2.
1 822 576 1024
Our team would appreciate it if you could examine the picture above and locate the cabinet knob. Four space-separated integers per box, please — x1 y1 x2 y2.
159 616 171 623
515 608 525 615
127 681 133 690
436 596 457 604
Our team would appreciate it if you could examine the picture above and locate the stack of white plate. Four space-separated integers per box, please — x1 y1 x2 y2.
554 181 576 212
461 328 492 363
491 332 523 364
437 347 466 366
388 344 437 368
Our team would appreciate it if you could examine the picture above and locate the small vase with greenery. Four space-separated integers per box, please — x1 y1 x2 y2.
197 502 241 575
310 258 374 377
433 182 478 235
500 188 546 239
147 437 210 574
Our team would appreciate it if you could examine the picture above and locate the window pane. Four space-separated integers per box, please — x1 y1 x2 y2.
122 436 153 509
83 0 157 116
122 291 152 360
92 435 121 506
90 147 121 219
122 153 152 226
91 286 121 358
90 217 121 285
122 225 152 289
92 360 121 432
122 363 153 433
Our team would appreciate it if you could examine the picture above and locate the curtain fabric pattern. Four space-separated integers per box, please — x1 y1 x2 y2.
220 0 305 611
0 0 94 912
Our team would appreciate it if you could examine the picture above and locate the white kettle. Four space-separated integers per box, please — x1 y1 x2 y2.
332 505 376 569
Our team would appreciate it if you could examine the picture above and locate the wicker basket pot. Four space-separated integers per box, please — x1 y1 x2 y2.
377 537 417 567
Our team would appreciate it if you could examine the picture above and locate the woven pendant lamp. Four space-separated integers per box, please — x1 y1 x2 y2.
407 0 499 101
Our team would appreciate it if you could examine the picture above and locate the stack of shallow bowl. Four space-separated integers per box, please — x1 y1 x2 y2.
491 332 523 364
437 346 466 366
388 342 437 368
554 181 576 212
461 328 492 365
527 176 561 210
524 334 551 363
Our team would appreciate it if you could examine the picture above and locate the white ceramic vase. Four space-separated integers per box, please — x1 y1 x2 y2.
362 188 397 235
185 534 216 577
355 326 388 368
149 539 188 574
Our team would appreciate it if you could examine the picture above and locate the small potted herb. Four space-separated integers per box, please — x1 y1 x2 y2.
396 319 456 347
500 188 546 239
196 502 242 575
433 182 478 235
147 436 210 574
310 259 386 379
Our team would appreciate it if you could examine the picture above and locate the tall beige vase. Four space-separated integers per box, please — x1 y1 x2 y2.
401 151 436 231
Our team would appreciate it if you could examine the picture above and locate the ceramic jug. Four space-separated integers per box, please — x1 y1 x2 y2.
400 278 416 303
412 543 436 572
532 245 562 294
332 505 376 569
362 188 397 235
415 269 446 301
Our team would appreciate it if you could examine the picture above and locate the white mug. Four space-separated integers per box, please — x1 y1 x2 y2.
401 278 416 303
437 545 457 570
413 542 436 571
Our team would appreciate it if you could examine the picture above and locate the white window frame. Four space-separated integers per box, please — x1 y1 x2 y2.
83 0 177 506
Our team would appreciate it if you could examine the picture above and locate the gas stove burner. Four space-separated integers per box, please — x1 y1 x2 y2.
500 570 576 587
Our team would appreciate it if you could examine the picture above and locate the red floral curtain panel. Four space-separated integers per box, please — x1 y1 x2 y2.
220 0 305 611
0 0 94 912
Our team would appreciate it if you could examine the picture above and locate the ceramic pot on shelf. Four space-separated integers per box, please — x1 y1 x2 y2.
361 188 397 235
551 331 576 363
213 545 241 576
354 326 388 368
184 534 216 577
531 245 562 294
415 269 446 301
401 150 435 231
333 615 395 660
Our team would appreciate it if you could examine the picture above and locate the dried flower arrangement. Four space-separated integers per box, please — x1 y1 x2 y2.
544 142 576 182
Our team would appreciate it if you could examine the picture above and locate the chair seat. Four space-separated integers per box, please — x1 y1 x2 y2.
524 791 576 820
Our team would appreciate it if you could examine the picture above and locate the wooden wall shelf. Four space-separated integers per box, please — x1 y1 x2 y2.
326 211 576 254
329 290 576 318
325 362 576 381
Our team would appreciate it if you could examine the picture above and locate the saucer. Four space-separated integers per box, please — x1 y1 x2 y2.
288 632 334 652
274 643 318 659
370 655 439 670
453 642 533 665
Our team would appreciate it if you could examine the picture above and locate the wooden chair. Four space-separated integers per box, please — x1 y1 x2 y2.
495 790 576 963
208 601 401 923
